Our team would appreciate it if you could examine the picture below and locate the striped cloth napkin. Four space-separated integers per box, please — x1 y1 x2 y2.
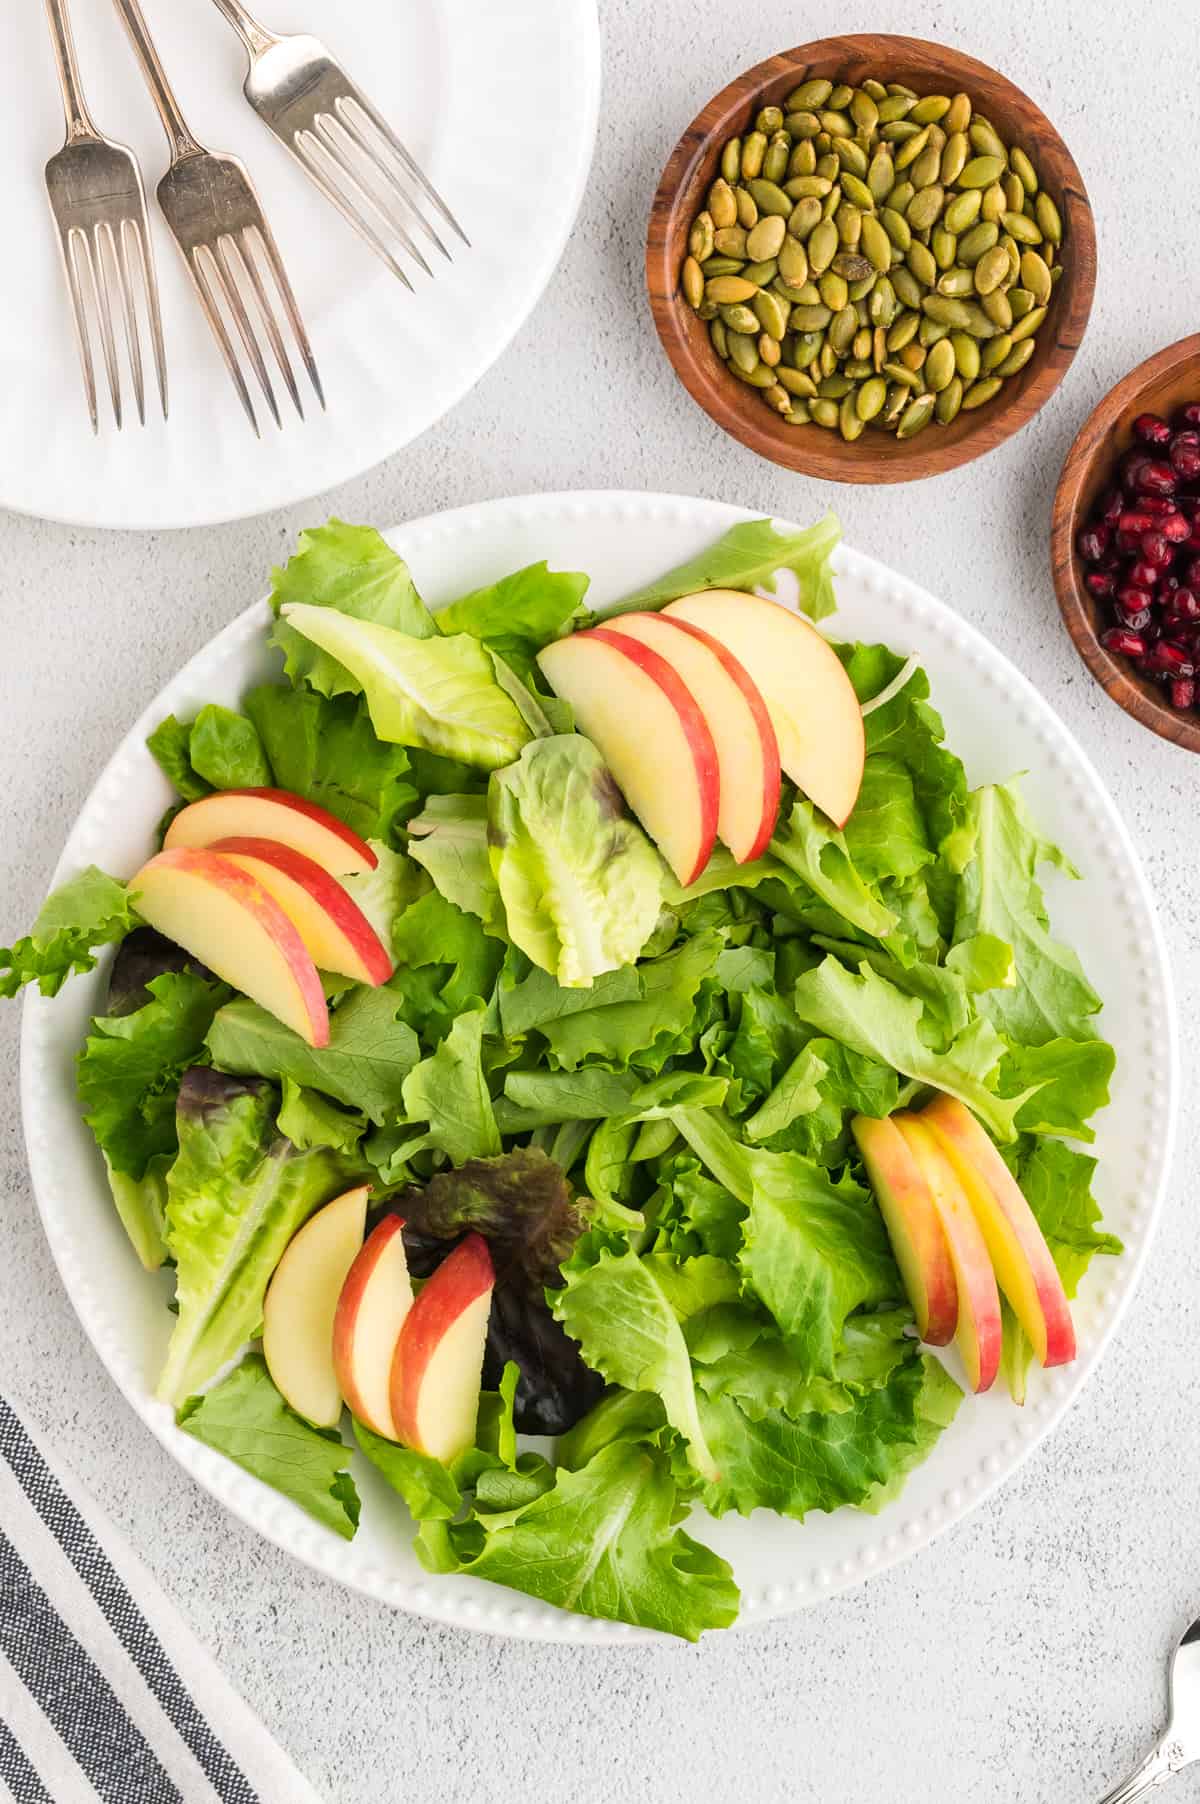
0 1396 325 1804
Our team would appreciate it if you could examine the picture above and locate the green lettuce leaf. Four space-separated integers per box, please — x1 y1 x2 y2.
245 686 417 845
158 1071 362 1406
858 1354 964 1511
270 520 435 695
840 755 933 884
497 958 641 1039
146 715 212 801
400 1008 500 1163
435 562 590 674
768 800 898 940
207 985 421 1123
488 736 664 987
353 1419 462 1520
792 955 1031 1141
539 932 722 1072
280 603 530 771
179 1355 360 1539
187 704 272 790
104 1153 172 1273
1003 1037 1116 1142
604 513 841 623
1 868 139 1000
390 889 506 1034
405 794 504 931
276 1079 367 1154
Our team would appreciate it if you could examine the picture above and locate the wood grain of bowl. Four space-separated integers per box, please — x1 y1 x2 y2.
647 35 1097 483
1052 333 1200 754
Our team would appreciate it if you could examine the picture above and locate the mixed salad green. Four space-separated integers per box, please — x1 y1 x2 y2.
2 516 1121 1639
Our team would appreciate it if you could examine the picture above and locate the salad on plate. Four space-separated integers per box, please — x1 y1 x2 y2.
1 515 1121 1639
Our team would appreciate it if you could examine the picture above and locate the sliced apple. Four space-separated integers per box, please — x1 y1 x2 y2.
390 1233 494 1464
536 627 719 884
662 589 865 827
332 1216 413 1440
164 788 376 875
603 612 781 864
895 1114 1002 1394
921 1094 1076 1368
852 1114 957 1346
130 848 329 1047
263 1186 369 1427
209 836 392 986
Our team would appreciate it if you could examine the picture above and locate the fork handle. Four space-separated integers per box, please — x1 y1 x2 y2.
110 0 203 160
1098 1740 1181 1803
207 0 278 58
43 0 96 138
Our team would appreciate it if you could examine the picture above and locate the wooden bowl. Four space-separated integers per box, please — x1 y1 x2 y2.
647 35 1097 483
1052 334 1200 754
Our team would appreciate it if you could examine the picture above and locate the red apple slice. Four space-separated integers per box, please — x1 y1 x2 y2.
895 1114 1002 1393
852 1114 957 1346
663 589 865 827
603 612 781 863
164 788 376 875
921 1095 1076 1368
333 1216 413 1440
390 1233 494 1464
131 848 329 1047
210 837 392 986
536 628 719 885
262 1186 369 1427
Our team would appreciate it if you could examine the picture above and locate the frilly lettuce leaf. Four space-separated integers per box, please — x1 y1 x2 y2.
768 799 898 941
206 985 421 1123
603 512 841 623
390 889 506 1034
538 932 722 1072
146 715 212 801
1 868 139 1001
244 686 417 845
435 561 590 676
400 1007 500 1164
280 603 530 771
270 520 435 695
488 736 664 988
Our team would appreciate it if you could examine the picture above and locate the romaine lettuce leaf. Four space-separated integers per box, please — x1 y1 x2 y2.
280 603 530 771
488 737 664 987
840 755 933 883
159 1071 361 1405
270 520 435 695
104 1153 172 1273
604 513 841 623
405 793 504 930
245 686 417 845
207 985 421 1123
2 868 139 1000
400 1007 500 1163
179 1355 360 1539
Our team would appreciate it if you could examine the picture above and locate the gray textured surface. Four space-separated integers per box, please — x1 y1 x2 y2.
2 2 1197 1800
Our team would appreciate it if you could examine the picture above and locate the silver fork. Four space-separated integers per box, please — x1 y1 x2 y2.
112 0 322 435
1097 1614 1200 1800
207 0 468 292
43 0 167 431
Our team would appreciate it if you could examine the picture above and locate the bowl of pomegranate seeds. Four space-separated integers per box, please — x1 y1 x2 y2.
1053 332 1200 752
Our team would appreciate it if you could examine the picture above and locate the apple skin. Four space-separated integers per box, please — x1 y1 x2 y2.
606 611 781 864
895 1114 1002 1394
210 836 392 986
852 1114 957 1346
921 1094 1076 1368
390 1233 495 1464
536 627 719 886
332 1216 414 1440
662 588 865 828
130 847 329 1047
262 1186 369 1428
164 787 377 875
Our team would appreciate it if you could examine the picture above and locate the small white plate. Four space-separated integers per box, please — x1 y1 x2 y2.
20 491 1178 1642
2 2 599 529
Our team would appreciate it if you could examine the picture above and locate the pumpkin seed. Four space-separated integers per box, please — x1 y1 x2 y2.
923 293 972 328
940 131 969 186
709 318 728 358
689 211 715 261
968 120 1006 162
838 391 865 440
701 255 745 277
887 178 916 214
919 315 951 346
852 326 873 359
785 110 823 140
832 251 873 282
950 331 980 379
735 187 758 229
786 174 833 201
957 220 999 264
742 258 778 287
776 365 817 396
810 397 840 428
695 298 718 320
764 132 791 184
713 226 748 258
960 301 999 337
882 361 921 391
906 184 945 232
906 240 938 287
994 337 1036 377
787 79 833 110
1008 287 1036 320
910 93 951 125
891 264 924 310
848 272 878 301
957 154 1005 189
756 104 784 135
860 212 893 271
930 226 956 271
819 109 855 138
868 275 898 327
937 266 975 298
981 332 1014 371
819 271 849 311
881 383 908 426
758 332 782 367
807 218 839 274
1011 147 1038 194
943 189 982 233
737 360 779 388
945 92 971 134
790 301 833 331
838 172 876 211
1018 250 1051 305
855 374 887 419
886 310 921 351
981 182 1006 223
911 144 944 190
682 256 704 308
897 393 936 437
818 339 839 377
818 372 853 398
1010 303 1048 343
727 330 759 373
862 78 888 100
741 131 767 181
973 244 1011 295
789 138 818 177
749 178 792 217
880 206 912 251
867 148 895 203
791 330 824 367
981 288 1013 329
935 374 964 422
708 178 737 227
843 358 874 378
898 340 926 372
1003 210 1043 245
788 196 824 238
836 138 870 178
828 304 859 353
1002 171 1025 213
720 139 741 183
777 234 810 287
753 288 791 338
894 123 932 170
924 336 956 391
746 215 786 262
706 274 757 304
1035 192 1063 243
877 94 916 123
961 376 1002 409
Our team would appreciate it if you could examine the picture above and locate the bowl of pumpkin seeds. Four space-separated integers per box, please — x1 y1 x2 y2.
647 34 1095 481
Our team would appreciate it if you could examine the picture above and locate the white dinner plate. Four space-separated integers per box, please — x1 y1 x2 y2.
2 2 599 530
20 491 1178 1642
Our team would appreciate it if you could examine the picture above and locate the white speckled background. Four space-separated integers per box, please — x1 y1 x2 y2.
2 1 1197 1799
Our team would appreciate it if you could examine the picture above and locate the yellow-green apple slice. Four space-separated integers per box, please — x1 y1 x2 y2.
601 611 781 863
262 1186 369 1427
332 1216 413 1440
921 1094 1076 1368
164 788 376 875
662 589 865 827
536 628 719 884
851 1114 957 1345
210 836 392 986
131 848 329 1047
389 1233 494 1463
895 1113 1002 1393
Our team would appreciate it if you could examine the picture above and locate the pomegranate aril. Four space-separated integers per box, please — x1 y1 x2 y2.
1084 571 1116 602
1148 641 1195 676
1076 523 1110 562
1118 509 1158 535
1116 528 1146 553
1160 510 1192 542
1139 459 1179 496
1128 559 1161 589
1179 403 1200 428
1115 584 1153 615
1169 677 1196 710
1101 628 1147 659
1133 412 1172 446
1169 586 1200 620
1140 530 1172 567
1169 431 1200 479
1098 487 1124 524
1133 494 1175 517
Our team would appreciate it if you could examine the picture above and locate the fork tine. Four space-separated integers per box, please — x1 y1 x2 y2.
188 244 259 437
111 222 145 427
293 130 415 293
312 114 435 277
61 227 99 435
85 227 122 430
245 210 326 411
126 216 168 420
238 227 303 420
214 235 281 429
338 91 469 248
328 102 446 266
